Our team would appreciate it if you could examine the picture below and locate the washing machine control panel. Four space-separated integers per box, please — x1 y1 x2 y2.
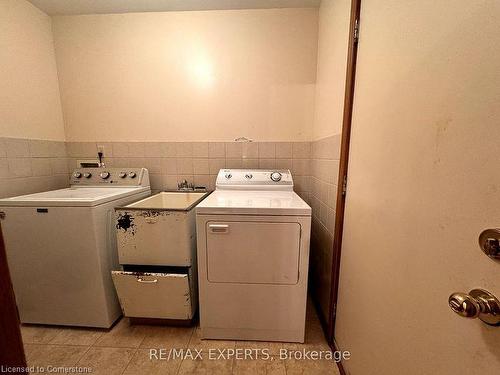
216 169 293 190
70 168 150 187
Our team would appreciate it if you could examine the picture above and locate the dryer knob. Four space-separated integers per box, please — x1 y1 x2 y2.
270 172 282 182
225 173 232 179
83 172 92 178
99 171 110 179
73 172 82 179
118 172 127 178
128 172 137 178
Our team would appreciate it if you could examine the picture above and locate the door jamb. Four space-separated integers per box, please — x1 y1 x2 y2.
327 0 362 344
0 222 27 369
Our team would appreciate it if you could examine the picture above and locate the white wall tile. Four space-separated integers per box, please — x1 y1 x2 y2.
258 142 275 158
161 158 177 175
209 158 225 174
8 158 32 177
242 143 258 158
193 142 209 157
209 142 225 158
276 142 292 158
176 142 193 157
225 142 243 158
128 144 146 158
5 138 30 157
193 158 209 175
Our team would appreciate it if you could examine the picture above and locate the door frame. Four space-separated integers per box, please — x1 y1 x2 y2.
327 0 362 344
0 222 27 368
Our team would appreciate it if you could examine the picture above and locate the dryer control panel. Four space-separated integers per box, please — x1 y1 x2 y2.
70 168 150 187
216 169 293 191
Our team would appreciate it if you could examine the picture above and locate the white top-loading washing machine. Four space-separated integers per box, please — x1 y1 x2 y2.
0 168 151 328
196 169 311 342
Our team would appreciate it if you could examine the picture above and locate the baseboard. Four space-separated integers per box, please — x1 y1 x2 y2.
331 338 347 375
310 294 347 374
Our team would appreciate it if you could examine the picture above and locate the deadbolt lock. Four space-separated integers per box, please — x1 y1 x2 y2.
479 229 500 260
448 289 500 326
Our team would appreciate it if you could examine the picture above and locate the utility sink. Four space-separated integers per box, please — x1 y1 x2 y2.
115 191 209 266
126 191 208 211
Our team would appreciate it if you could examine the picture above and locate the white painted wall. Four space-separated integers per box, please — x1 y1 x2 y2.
336 1 500 373
309 0 351 322
52 8 318 142
0 0 65 140
312 0 350 140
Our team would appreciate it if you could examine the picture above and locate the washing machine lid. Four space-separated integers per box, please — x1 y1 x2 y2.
0 186 150 207
196 190 311 216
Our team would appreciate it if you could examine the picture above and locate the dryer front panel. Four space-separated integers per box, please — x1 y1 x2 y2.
205 221 300 285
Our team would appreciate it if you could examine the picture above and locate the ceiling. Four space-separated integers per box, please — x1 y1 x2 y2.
28 0 321 16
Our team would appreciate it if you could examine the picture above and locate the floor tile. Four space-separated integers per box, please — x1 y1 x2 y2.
21 325 63 344
24 344 89 368
122 348 182 375
93 318 149 348
177 357 233 375
76 347 136 375
51 327 104 346
232 356 286 375
140 325 194 349
284 358 340 375
189 326 236 350
234 340 284 356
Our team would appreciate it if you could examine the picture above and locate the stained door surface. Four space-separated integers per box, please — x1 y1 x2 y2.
335 1 500 374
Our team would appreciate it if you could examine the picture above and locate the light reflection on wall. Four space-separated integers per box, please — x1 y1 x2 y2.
189 57 215 89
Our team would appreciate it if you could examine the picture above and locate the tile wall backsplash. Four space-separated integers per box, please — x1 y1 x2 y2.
0 135 340 324
0 137 69 199
309 134 341 321
65 141 313 197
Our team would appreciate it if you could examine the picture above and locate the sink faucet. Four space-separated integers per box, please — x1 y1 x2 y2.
177 179 194 191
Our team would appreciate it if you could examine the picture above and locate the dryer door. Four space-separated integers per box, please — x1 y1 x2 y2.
205 221 301 285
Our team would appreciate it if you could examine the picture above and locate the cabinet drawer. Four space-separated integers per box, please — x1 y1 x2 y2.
115 210 195 266
111 270 195 320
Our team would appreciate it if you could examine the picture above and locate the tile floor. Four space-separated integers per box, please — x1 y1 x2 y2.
21 302 340 375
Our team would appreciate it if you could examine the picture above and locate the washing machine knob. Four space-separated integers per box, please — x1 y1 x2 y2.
128 172 136 178
73 172 82 178
100 171 110 179
83 172 92 178
118 172 127 178
270 172 282 182
245 173 253 179
225 173 232 179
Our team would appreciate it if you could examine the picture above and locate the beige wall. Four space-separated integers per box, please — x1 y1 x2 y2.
309 0 350 322
0 0 68 199
0 0 65 141
52 8 318 142
336 1 500 374
312 0 350 140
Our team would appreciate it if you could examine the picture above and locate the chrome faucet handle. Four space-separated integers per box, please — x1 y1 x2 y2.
448 289 500 325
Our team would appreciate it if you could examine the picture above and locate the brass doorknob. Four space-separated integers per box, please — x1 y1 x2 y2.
448 292 481 318
448 289 500 326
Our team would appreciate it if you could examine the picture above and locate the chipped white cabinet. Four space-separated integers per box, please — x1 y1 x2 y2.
112 192 208 322
111 269 197 320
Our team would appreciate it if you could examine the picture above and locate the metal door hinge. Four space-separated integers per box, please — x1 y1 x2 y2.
353 18 360 43
342 175 348 196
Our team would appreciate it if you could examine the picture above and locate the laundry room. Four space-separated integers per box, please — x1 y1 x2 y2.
1 1 499 375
